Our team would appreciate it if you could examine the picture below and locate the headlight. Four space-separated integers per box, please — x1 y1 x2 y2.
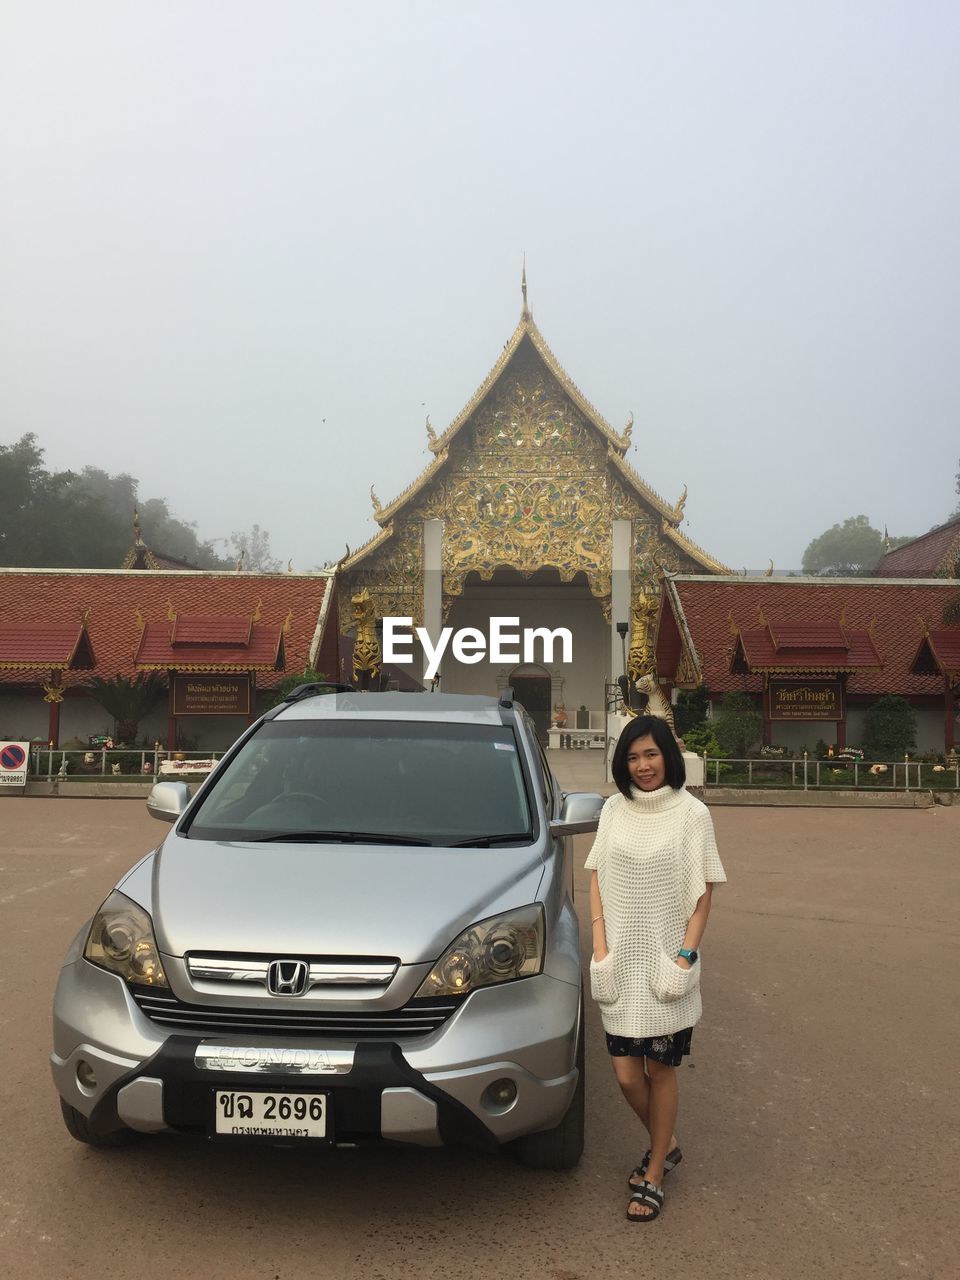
414 905 544 999
83 890 168 987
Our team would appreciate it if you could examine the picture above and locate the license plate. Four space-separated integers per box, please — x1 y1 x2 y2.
213 1090 329 1139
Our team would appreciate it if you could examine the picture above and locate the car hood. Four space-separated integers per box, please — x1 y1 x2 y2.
150 833 545 964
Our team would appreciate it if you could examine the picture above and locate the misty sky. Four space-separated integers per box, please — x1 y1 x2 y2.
2 1 958 572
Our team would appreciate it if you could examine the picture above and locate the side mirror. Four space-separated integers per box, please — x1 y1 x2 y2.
147 781 191 823
549 791 605 837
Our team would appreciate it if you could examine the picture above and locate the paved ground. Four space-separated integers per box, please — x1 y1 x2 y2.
1 787 957 1280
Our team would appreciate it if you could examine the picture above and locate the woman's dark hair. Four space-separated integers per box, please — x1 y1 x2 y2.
611 715 686 797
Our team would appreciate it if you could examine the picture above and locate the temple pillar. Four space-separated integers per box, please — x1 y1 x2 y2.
946 680 956 752
46 670 63 749
167 670 176 749
422 519 443 687
611 520 632 686
761 677 771 747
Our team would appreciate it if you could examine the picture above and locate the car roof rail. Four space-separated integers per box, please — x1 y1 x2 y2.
283 681 356 703
499 685 514 709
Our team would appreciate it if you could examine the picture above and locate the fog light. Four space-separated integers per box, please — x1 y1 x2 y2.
76 1060 97 1091
481 1077 517 1114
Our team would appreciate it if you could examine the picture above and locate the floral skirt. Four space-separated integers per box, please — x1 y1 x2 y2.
605 1027 694 1067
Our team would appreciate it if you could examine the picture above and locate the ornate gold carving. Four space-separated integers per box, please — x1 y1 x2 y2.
42 680 65 704
370 486 383 519
627 591 659 683
253 598 263 622
351 588 381 685
673 484 687 522
166 599 177 623
426 415 440 453
675 646 699 687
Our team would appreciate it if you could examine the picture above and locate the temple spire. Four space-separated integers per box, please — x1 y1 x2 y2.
521 255 530 319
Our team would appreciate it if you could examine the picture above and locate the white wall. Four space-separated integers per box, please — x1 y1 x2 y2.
440 580 610 722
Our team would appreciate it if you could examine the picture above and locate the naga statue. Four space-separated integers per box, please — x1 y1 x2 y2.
622 589 678 736
351 588 381 690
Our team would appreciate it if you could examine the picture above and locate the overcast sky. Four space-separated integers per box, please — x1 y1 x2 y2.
2 1 958 572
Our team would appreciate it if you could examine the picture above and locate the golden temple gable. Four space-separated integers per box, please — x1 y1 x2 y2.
339 286 727 731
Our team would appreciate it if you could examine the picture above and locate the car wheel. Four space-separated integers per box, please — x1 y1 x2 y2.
511 1015 585 1171
59 1098 142 1148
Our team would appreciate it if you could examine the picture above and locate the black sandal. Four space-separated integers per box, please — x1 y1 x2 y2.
627 1145 682 1190
626 1180 664 1223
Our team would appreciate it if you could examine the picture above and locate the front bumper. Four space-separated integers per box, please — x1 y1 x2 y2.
51 960 581 1149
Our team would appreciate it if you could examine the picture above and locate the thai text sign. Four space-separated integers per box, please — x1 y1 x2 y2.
172 675 251 716
770 680 843 721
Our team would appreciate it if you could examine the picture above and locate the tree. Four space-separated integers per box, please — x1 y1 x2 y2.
712 692 762 758
0 432 231 568
801 516 883 576
674 686 709 737
229 524 282 572
85 674 167 744
268 667 331 708
801 515 915 576
861 695 918 760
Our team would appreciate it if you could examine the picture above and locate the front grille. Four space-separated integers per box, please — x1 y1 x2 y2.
131 988 458 1039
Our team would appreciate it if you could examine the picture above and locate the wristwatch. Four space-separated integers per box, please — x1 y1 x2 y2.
677 948 699 964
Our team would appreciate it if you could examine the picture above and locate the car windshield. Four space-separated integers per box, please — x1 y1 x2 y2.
184 719 533 846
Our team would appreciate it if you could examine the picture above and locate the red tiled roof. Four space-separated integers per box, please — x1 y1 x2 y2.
0 622 96 670
876 517 960 577
769 621 845 649
171 614 253 646
0 571 334 689
659 576 960 696
912 629 960 675
136 620 283 671
733 622 882 672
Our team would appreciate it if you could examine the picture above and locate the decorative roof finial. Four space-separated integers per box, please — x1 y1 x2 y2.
674 484 687 522
370 485 383 518
425 414 439 453
521 254 530 319
133 508 142 542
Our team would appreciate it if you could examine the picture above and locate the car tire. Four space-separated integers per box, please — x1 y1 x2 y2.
511 1014 585 1171
59 1098 142 1148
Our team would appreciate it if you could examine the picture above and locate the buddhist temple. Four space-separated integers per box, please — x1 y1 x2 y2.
338 275 727 736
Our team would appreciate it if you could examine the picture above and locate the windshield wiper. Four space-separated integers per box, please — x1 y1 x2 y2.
249 830 432 846
448 833 532 847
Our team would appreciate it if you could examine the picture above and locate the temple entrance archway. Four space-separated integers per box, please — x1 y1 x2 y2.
439 567 607 732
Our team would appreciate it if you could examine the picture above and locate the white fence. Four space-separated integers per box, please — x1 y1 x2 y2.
29 748 221 781
702 757 960 791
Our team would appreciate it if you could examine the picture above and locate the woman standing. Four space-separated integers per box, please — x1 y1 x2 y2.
586 715 726 1222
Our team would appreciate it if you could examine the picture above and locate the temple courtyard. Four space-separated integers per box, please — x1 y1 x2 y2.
1 792 956 1279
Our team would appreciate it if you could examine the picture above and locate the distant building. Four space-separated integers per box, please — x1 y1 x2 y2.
0 568 338 748
876 515 960 578
656 574 960 754
338 280 726 736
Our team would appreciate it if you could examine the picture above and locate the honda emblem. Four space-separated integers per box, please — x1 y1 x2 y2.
266 959 309 996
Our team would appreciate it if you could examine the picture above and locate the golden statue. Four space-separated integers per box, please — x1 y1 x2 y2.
351 588 381 688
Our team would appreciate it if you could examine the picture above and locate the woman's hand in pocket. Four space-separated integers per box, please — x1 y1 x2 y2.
593 943 609 962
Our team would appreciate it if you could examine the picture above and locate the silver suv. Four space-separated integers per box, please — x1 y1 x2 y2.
51 688 603 1169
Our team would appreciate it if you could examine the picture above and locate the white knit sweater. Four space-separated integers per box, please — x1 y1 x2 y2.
585 785 726 1038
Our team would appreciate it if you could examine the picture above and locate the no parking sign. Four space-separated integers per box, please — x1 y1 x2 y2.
0 742 29 788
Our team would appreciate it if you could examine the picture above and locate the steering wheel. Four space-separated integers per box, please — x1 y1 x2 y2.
277 791 332 808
